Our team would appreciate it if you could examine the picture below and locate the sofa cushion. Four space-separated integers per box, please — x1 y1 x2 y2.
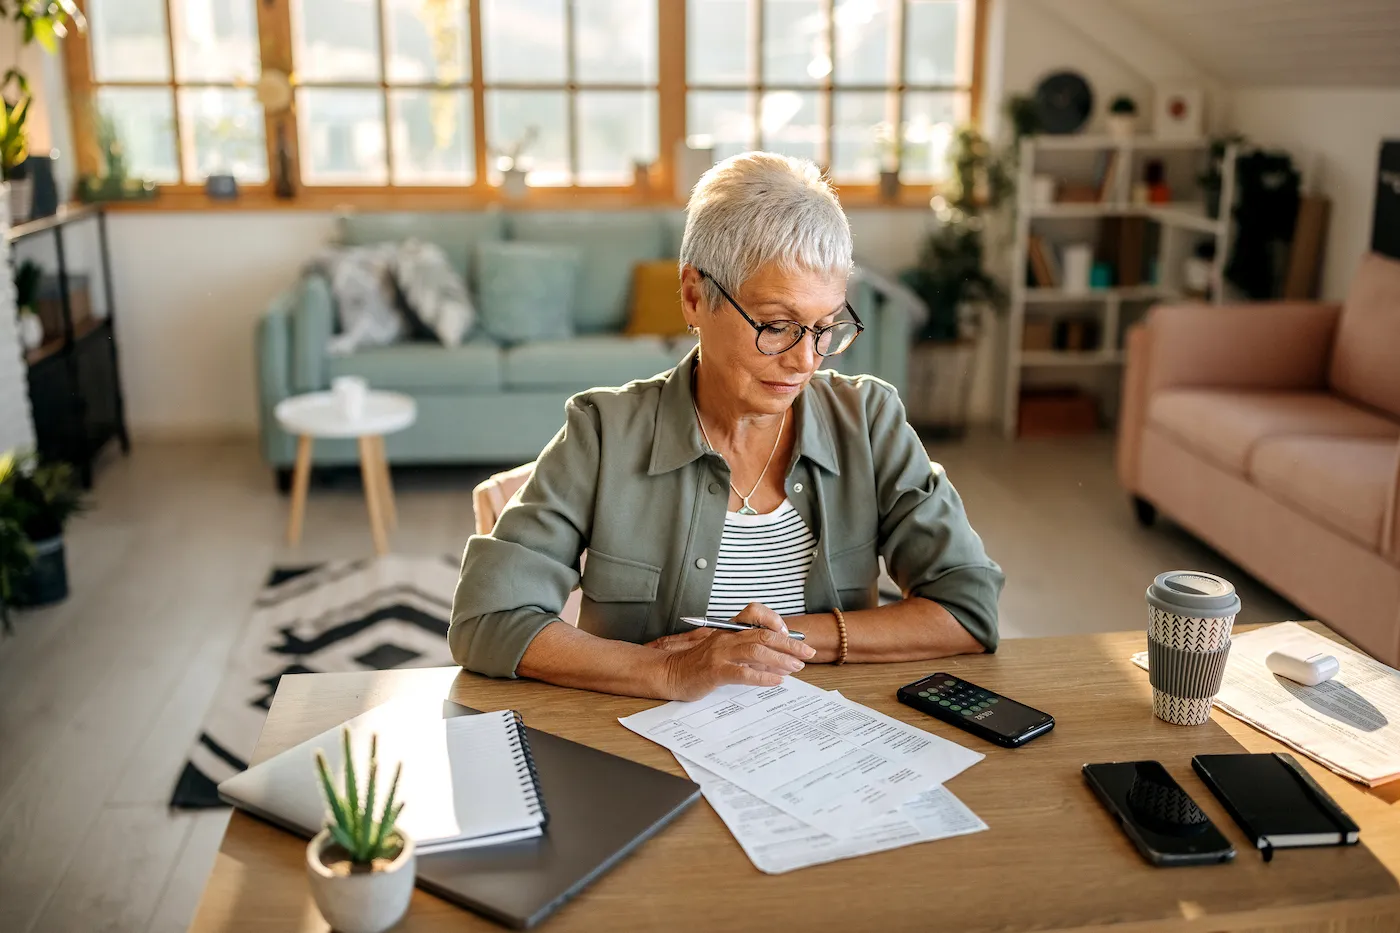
1331 253 1400 420
1250 436 1400 551
503 336 676 391
1148 389 1399 474
509 213 668 333
475 241 579 345
327 340 502 392
338 211 505 286
624 260 687 336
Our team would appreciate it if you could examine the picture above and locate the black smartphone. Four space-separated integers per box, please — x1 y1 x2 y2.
1083 761 1236 867
896 673 1054 748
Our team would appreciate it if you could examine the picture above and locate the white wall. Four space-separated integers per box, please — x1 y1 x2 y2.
1228 88 1400 301
0 196 37 453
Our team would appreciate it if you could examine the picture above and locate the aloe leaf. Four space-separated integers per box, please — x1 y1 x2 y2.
314 751 350 834
371 762 404 856
341 729 360 842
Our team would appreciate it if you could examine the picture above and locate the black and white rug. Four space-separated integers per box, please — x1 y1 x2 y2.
170 554 460 808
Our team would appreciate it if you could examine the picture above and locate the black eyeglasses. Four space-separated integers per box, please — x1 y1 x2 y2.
698 270 865 358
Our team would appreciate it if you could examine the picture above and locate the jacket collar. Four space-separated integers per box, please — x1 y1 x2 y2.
648 346 841 477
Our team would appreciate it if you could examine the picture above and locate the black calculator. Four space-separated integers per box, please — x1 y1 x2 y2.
897 673 1055 748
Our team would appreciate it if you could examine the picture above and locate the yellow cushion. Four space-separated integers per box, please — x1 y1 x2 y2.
625 261 686 336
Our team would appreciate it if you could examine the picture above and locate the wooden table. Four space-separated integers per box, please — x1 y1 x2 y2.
191 624 1400 932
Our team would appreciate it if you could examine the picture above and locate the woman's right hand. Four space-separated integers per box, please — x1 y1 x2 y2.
658 626 815 701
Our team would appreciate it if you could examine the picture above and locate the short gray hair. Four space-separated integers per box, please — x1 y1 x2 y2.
679 151 853 309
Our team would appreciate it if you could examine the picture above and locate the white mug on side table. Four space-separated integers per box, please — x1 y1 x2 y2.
275 387 416 555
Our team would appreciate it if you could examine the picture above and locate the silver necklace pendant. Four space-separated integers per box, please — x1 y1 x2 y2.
737 498 758 516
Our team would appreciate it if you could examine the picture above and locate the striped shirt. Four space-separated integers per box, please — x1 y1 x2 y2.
704 499 817 618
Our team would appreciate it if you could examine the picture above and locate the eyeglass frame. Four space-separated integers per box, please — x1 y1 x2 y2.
696 269 865 357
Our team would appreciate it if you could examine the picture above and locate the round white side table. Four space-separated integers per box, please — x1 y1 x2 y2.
274 391 417 555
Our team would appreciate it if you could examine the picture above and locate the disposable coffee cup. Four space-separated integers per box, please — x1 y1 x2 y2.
1146 571 1240 725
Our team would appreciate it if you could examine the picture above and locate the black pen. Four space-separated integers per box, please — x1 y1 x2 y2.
680 616 807 641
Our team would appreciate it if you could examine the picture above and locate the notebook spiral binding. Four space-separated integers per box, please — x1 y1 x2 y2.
507 711 550 827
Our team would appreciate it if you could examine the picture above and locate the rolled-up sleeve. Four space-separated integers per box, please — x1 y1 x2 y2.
449 396 600 677
870 387 1005 651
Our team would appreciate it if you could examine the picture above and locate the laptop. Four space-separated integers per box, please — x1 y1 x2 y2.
220 699 700 929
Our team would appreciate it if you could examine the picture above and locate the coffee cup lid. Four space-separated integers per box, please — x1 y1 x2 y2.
1147 571 1240 617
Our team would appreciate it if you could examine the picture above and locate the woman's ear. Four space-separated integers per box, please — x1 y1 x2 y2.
679 265 706 331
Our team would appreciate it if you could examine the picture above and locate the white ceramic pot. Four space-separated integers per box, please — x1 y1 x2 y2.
1106 113 1137 142
8 177 33 223
500 167 528 200
18 312 44 350
306 830 416 933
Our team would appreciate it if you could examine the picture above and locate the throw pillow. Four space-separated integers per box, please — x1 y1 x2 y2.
624 260 688 337
307 244 405 356
475 241 580 345
392 239 474 347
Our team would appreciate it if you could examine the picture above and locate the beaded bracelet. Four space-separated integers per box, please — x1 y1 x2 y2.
833 607 849 665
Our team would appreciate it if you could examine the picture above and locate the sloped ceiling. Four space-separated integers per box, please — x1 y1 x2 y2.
1118 0 1400 87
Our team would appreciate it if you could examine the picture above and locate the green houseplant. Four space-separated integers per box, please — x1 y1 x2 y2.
1 450 86 607
0 452 35 633
1107 94 1138 141
307 729 415 933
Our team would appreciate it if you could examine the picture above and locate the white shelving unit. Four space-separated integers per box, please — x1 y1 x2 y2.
1001 136 1238 437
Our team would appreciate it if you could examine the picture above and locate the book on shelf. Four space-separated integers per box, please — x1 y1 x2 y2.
1027 235 1058 288
1095 150 1120 203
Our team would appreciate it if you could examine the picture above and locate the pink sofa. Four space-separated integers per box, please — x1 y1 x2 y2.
1117 253 1400 666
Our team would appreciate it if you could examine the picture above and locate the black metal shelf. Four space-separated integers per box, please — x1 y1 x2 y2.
10 204 129 487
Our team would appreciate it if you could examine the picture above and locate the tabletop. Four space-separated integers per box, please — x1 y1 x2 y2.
190 623 1400 933
274 391 417 439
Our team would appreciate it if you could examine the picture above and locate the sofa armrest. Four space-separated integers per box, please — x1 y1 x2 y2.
256 291 296 466
291 273 335 393
851 267 920 396
1386 444 1400 565
1141 301 1342 395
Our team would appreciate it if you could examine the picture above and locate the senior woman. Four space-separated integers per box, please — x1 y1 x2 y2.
450 151 1003 701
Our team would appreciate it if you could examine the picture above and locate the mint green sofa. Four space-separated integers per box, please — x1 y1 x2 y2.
256 209 917 477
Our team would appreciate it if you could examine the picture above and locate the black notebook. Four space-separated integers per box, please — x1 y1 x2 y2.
1192 753 1360 860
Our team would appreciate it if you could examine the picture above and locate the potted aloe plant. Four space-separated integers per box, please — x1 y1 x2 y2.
308 729 415 933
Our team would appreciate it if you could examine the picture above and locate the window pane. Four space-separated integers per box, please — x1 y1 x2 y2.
831 91 891 182
760 90 822 164
178 88 268 182
687 91 754 163
901 91 966 182
386 0 470 83
486 90 569 186
172 0 259 82
89 0 170 82
293 0 380 82
96 89 179 183
482 0 566 84
391 90 473 185
576 91 656 185
575 0 656 84
906 0 969 85
763 0 827 86
833 0 894 85
687 0 751 85
297 88 387 185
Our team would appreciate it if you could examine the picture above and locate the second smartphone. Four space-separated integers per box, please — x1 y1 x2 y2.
1083 760 1236 866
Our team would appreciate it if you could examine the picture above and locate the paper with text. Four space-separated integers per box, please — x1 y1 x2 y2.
618 678 983 837
1133 622 1400 785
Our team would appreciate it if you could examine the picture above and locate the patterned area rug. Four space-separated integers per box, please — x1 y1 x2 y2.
170 554 459 808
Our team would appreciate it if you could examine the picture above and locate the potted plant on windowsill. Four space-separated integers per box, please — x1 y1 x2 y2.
2 451 86 608
491 125 539 201
1107 95 1138 141
308 729 415 933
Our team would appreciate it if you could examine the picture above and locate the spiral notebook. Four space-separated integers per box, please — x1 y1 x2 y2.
219 699 549 854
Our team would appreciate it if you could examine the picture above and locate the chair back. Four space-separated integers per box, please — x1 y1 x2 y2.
470 462 582 626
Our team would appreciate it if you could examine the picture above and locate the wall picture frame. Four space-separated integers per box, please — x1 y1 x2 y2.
1154 85 1204 139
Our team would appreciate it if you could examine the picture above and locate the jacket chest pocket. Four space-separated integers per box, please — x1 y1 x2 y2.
579 548 661 642
829 537 879 610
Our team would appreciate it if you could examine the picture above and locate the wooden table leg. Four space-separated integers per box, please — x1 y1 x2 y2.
374 436 397 531
286 435 313 546
358 436 390 555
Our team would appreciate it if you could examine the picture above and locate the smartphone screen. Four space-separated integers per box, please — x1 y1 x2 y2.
1083 761 1235 866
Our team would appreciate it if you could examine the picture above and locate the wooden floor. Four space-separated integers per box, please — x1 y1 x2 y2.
0 434 1300 933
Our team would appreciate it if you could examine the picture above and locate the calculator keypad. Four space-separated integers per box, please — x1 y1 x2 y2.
916 678 1000 716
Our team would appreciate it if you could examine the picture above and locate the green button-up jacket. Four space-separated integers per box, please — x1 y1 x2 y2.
450 349 1004 677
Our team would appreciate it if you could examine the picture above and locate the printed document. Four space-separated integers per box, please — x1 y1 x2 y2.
1133 622 1400 785
619 678 983 838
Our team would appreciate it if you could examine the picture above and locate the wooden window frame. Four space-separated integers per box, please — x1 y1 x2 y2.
62 0 986 211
